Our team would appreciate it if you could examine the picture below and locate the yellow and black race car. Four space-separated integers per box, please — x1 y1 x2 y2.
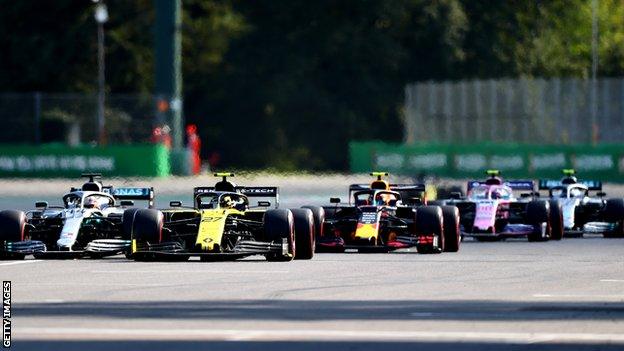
129 173 315 261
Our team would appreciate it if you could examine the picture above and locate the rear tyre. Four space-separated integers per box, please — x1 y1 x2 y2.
291 209 314 260
604 198 624 238
264 209 295 261
301 205 325 241
0 210 26 260
414 206 444 254
440 206 460 252
548 200 563 240
526 201 550 242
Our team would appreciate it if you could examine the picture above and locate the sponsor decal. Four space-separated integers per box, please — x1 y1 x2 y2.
3 281 10 348
243 188 277 195
490 155 524 170
455 154 487 171
0 155 115 172
406 153 447 170
201 217 222 223
573 154 614 171
113 188 149 197
374 153 405 169
530 153 566 170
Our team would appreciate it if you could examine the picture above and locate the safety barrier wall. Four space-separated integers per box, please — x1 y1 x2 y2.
350 141 624 182
0 144 170 177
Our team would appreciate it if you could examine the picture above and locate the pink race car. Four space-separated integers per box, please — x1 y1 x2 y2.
435 170 563 242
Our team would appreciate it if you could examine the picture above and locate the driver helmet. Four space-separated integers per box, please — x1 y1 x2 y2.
84 197 100 209
220 195 234 208
491 189 502 199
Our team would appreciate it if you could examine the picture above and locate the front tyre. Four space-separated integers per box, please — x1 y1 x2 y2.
548 200 563 240
604 198 624 238
415 206 444 254
131 209 164 246
0 210 27 260
264 209 295 261
526 201 550 242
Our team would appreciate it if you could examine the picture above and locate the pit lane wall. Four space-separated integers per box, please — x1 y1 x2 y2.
0 144 170 177
350 141 624 182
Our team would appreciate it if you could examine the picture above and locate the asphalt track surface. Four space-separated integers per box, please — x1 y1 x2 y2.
1 177 624 350
2 236 623 351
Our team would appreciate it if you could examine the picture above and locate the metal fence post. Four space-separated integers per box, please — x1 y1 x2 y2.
460 80 468 142
34 92 41 144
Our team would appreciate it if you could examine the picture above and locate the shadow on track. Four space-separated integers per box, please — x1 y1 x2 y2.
14 299 624 321
16 340 624 351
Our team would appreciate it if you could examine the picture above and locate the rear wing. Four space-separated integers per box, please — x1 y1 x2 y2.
467 180 535 192
348 183 426 205
538 179 602 191
105 187 155 208
193 186 280 206
348 183 426 192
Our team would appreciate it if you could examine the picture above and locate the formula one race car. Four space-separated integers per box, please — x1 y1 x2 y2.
309 172 461 254
435 170 563 241
0 173 155 259
539 169 624 237
129 173 315 261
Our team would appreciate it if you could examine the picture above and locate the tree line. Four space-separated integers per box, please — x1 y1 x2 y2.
1 0 623 170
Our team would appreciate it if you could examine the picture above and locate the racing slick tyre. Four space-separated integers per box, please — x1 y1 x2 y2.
301 205 325 241
548 200 564 241
603 198 624 238
122 208 140 240
440 206 461 252
264 209 295 262
132 209 164 243
0 210 26 260
291 208 314 260
414 206 444 254
526 201 550 242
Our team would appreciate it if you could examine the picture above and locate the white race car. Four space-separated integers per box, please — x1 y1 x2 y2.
0 173 154 259
539 169 624 237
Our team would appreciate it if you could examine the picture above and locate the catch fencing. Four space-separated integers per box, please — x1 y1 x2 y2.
0 93 174 145
404 78 624 144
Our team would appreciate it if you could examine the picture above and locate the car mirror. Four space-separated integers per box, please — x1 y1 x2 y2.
257 201 271 207
330 197 341 204
169 201 182 207
120 200 134 207
450 192 462 199
35 201 48 208
597 192 606 197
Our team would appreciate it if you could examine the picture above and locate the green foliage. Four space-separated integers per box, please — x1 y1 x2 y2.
1 0 624 170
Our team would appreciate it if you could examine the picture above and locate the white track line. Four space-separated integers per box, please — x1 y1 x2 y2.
533 293 624 299
91 270 289 274
0 260 41 266
600 279 624 282
13 327 624 344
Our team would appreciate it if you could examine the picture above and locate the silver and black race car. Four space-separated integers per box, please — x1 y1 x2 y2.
0 173 154 259
539 169 624 237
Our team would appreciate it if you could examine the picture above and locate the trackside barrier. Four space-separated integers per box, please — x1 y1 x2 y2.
0 144 170 177
350 141 624 182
